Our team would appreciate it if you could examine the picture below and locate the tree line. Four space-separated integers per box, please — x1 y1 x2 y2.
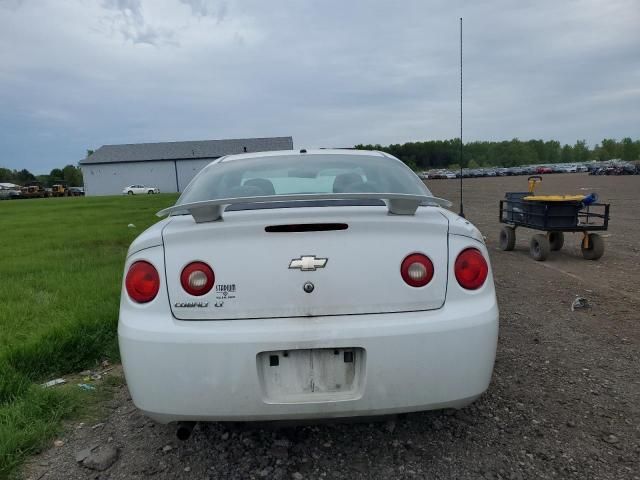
0 165 83 187
2 138 638 183
355 137 640 170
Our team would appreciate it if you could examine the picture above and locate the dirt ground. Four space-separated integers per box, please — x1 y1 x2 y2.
25 173 639 480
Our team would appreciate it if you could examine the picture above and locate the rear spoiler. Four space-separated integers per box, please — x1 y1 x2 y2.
157 193 452 223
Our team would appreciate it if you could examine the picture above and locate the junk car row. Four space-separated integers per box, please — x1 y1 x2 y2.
0 183 84 199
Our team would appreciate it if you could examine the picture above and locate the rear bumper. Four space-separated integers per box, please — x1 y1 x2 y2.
119 297 498 423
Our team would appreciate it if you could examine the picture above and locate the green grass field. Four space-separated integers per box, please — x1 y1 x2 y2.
0 194 177 477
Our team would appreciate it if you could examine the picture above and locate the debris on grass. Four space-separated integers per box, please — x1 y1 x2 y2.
77 383 96 391
41 378 66 388
79 365 113 383
128 223 136 228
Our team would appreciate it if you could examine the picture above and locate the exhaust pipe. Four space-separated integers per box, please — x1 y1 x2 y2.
176 421 197 441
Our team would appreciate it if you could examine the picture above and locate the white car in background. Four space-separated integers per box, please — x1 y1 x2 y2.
118 149 498 434
0 187 22 200
123 184 160 195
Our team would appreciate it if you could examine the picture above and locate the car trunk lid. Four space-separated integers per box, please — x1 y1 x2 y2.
162 206 449 320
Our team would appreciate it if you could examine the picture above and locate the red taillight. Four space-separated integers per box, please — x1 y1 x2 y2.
180 262 215 296
400 253 434 287
125 261 160 303
455 248 488 290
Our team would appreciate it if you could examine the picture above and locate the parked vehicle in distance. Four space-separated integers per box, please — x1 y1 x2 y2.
68 187 85 196
51 182 71 197
119 149 499 427
20 183 49 199
554 165 577 173
123 184 160 195
0 188 22 200
424 164 592 178
590 163 638 175
428 170 445 179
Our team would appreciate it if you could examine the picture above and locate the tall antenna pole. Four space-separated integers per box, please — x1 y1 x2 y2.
458 17 465 218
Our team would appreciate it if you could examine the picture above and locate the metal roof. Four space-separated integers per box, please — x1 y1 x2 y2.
79 137 293 165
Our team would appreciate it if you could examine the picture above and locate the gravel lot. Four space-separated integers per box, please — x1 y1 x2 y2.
25 174 640 480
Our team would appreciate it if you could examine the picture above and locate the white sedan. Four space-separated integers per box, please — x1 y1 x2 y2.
122 184 160 195
119 149 498 431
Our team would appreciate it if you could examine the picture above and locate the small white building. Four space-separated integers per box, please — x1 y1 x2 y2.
79 137 293 196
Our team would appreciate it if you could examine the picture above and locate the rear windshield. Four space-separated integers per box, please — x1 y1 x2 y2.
177 153 431 206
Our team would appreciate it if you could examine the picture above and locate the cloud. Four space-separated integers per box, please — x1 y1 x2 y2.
100 0 177 45
30 108 73 123
0 0 638 171
102 0 144 22
179 0 228 22
0 0 24 10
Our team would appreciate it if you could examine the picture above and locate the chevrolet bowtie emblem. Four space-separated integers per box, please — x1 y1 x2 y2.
289 255 328 271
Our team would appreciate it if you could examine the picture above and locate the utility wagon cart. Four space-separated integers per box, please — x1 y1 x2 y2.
498 176 610 261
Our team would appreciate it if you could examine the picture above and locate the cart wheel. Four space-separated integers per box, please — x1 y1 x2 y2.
581 233 604 260
499 226 516 251
530 234 550 261
548 231 564 251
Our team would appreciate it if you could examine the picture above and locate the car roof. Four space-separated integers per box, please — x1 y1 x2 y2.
218 149 389 163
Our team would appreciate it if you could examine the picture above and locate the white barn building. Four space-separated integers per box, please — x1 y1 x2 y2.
79 136 293 196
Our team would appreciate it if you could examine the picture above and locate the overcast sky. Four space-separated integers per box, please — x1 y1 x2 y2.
1 0 638 172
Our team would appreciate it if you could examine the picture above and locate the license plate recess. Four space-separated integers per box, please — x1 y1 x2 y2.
257 348 365 403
